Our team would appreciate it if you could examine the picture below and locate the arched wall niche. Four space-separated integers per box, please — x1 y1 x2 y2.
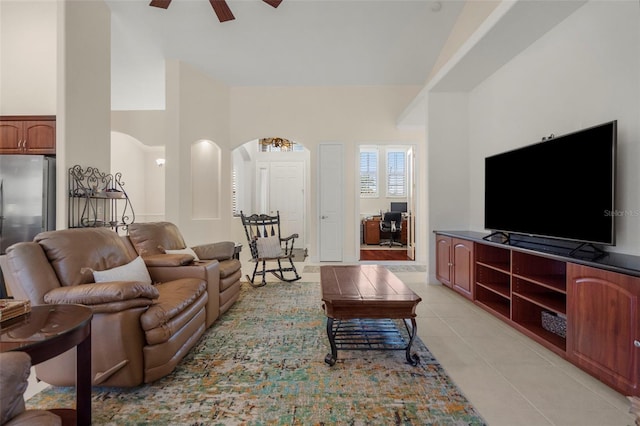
191 139 221 219
110 131 165 223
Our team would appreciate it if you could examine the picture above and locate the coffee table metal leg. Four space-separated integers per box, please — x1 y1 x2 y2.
405 318 419 366
324 317 337 366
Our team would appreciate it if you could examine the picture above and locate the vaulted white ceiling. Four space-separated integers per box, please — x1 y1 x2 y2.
106 0 466 109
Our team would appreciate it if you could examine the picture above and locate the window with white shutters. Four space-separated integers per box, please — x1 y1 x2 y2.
387 150 406 197
360 149 378 198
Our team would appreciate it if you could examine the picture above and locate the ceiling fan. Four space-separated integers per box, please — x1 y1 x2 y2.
149 0 283 23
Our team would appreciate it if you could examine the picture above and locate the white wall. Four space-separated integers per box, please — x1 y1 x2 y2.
59 0 111 231
111 110 168 222
426 92 470 280
468 0 639 253
112 110 168 148
164 60 233 246
111 131 165 223
1 1 111 230
0 1 57 115
230 86 424 262
427 0 640 280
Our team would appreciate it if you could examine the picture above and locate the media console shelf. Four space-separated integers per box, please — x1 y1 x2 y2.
512 252 567 353
435 230 640 397
475 244 511 319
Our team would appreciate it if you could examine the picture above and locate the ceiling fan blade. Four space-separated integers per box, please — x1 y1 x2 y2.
209 0 235 22
149 0 172 9
262 0 283 8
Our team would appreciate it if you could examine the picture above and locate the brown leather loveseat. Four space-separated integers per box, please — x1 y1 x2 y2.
126 221 242 325
4 228 211 388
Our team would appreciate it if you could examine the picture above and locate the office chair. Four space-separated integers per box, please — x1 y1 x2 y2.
379 211 403 247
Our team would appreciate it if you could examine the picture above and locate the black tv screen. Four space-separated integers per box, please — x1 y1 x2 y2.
390 202 407 213
484 120 617 246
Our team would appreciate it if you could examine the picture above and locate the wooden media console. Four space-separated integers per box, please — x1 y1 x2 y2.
435 231 640 398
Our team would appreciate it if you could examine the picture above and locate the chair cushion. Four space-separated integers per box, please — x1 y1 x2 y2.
256 236 283 258
92 256 152 285
140 278 206 334
192 241 235 261
35 228 135 287
128 222 187 256
164 247 199 261
218 259 241 279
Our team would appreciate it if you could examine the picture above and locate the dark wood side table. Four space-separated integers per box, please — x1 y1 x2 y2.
233 243 243 260
0 304 93 426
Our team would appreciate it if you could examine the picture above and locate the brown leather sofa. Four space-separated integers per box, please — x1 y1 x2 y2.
4 228 209 388
127 222 242 325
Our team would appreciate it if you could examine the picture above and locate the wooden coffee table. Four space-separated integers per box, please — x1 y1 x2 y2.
320 265 422 366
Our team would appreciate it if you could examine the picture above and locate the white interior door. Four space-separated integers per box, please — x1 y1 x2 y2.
406 146 416 260
318 144 343 261
268 161 305 248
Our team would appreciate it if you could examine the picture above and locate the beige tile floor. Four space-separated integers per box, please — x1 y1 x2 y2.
300 263 636 426
26 260 637 426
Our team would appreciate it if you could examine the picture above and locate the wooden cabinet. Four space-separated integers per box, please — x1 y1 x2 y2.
435 230 640 396
567 263 640 396
435 235 453 287
0 116 56 155
435 235 474 299
364 219 381 245
452 239 474 299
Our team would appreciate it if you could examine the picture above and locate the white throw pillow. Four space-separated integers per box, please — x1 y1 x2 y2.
93 256 152 285
256 235 283 258
165 247 200 261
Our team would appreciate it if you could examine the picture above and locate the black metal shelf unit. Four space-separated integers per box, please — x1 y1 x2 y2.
68 165 135 232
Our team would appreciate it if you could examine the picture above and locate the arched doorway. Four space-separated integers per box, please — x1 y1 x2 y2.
232 137 309 250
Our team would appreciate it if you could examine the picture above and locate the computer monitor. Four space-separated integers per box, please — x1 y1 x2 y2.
390 202 407 213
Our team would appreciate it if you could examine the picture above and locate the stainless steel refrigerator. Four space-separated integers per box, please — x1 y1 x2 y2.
0 155 56 296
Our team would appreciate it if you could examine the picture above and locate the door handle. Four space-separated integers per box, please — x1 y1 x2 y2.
634 340 640 348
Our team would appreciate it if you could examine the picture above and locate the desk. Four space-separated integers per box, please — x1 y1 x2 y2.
362 217 408 245
1 304 93 426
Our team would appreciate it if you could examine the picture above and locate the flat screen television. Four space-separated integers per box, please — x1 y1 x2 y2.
484 120 617 246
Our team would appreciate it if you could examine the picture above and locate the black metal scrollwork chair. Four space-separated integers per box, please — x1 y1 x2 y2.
240 211 302 287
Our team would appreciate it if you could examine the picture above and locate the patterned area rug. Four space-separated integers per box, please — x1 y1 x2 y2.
27 282 485 425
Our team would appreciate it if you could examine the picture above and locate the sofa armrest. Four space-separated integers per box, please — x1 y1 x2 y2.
146 260 221 326
142 254 195 267
192 241 235 261
147 261 219 293
6 242 61 304
43 281 159 309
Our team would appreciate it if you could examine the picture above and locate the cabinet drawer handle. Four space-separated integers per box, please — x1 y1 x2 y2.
634 340 640 348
